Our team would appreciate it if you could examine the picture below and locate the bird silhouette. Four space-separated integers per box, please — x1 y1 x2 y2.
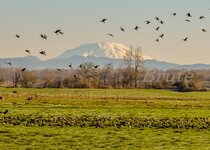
120 27 125 32
155 17 160 21
16 34 20 38
156 27 160 31
185 19 190 22
172 13 177 16
1 109 8 114
155 39 159 42
94 65 100 69
26 97 33 101
134 26 139 31
25 50 30 54
199 16 205 19
145 21 151 24
40 34 47 40
74 75 78 79
202 29 207 32
21 68 26 72
160 20 164 24
159 34 164 38
40 51 47 56
100 19 107 23
56 68 61 72
68 64 72 68
187 13 192 17
54 29 64 35
108 34 114 37
183 37 188 42
79 64 83 68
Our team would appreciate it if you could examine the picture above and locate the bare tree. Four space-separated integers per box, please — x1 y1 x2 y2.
124 46 144 88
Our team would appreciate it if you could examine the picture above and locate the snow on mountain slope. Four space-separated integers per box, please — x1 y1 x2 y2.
55 42 152 60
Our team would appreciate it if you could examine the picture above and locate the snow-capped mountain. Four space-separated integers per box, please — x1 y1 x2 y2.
55 42 152 60
1 42 210 70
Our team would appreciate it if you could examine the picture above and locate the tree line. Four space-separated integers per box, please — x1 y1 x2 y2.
0 47 209 91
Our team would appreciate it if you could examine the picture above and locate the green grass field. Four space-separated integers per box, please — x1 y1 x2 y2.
0 88 210 149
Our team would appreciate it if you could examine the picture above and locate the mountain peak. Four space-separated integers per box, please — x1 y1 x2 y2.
56 42 152 60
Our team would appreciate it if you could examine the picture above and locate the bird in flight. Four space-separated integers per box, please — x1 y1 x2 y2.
134 26 139 31
74 75 78 79
199 16 205 19
56 68 61 72
25 50 30 54
79 64 83 68
21 68 26 72
94 65 100 69
155 39 159 43
100 19 107 23
185 19 190 22
183 37 188 42
40 34 47 40
160 20 164 24
120 27 125 32
172 13 177 16
145 21 151 24
16 34 20 38
202 29 207 32
156 27 160 31
159 34 164 38
54 29 64 35
108 34 114 37
68 64 72 68
155 17 160 21
40 51 47 56
187 13 192 17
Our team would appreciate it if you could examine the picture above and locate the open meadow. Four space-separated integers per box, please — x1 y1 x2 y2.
0 88 210 149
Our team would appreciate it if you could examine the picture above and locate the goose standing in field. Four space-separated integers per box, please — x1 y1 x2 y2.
26 97 33 101
0 110 8 114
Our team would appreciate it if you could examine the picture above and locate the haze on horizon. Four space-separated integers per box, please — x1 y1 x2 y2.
0 0 210 64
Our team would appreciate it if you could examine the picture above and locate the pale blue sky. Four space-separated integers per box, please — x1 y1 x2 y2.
0 0 210 64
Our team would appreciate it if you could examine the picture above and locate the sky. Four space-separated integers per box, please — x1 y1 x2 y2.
0 0 210 64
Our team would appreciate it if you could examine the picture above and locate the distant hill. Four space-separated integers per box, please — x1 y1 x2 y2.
1 42 210 70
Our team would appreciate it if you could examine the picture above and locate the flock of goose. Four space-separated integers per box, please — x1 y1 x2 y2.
1 11 209 72
101 12 208 43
